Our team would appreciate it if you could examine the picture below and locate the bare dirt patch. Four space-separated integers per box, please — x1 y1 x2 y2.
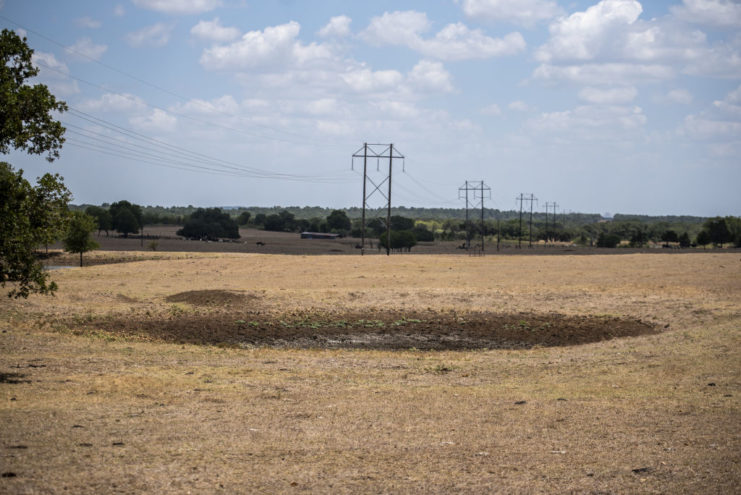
73 310 657 350
164 289 252 307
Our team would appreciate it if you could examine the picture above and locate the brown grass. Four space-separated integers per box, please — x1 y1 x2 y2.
1 252 740 493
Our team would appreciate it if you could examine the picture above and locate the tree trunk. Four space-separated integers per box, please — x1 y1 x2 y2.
79 251 83 267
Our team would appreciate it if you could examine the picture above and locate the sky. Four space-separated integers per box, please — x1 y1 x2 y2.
2 0 740 216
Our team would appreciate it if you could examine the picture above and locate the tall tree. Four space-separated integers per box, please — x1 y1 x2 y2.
1 30 69 298
1 30 67 161
63 212 99 267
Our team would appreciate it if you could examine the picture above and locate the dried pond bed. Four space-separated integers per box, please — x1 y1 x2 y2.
71 309 658 350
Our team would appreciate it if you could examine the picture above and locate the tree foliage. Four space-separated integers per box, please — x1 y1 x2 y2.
176 208 239 240
85 205 112 236
326 210 351 232
379 230 417 252
678 232 691 248
1 162 70 297
110 200 142 237
1 29 67 161
63 211 99 267
263 210 297 232
596 232 621 248
1 31 71 298
236 211 251 226
702 217 732 247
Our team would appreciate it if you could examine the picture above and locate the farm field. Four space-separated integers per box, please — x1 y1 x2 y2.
2 252 740 493
42 224 716 260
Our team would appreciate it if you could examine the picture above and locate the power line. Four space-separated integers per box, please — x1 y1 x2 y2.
2 14 344 148
64 107 352 183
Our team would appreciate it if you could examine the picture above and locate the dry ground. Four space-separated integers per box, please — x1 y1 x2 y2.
1 252 740 493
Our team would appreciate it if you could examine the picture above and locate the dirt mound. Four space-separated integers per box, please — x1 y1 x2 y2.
165 290 251 307
74 310 659 350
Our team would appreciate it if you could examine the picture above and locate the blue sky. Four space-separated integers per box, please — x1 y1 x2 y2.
2 0 740 216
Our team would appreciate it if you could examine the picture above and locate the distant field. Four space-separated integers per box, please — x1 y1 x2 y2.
2 252 740 493
42 224 735 262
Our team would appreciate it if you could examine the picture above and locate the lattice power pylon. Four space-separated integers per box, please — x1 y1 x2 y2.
352 143 405 256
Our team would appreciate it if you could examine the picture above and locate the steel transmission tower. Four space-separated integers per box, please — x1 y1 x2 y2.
351 143 405 256
458 181 491 252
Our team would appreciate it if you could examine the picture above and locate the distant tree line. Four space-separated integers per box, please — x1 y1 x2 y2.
75 201 741 250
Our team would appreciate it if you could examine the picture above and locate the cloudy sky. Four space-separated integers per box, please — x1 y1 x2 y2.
2 0 740 216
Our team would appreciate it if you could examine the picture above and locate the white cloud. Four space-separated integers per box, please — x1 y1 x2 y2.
528 104 647 132
726 84 741 103
31 52 80 95
671 0 741 28
536 0 643 63
509 100 534 112
130 109 177 132
534 0 741 83
200 21 334 70
66 37 107 60
666 88 693 104
480 103 502 115
533 63 675 85
406 60 454 93
132 0 221 15
679 85 741 157
75 16 101 29
375 100 420 119
711 84 741 115
362 11 525 61
341 68 404 93
114 5 125 16
305 98 339 116
173 95 240 115
126 23 174 47
318 15 352 38
190 17 240 42
458 0 563 27
79 93 147 112
579 86 637 104
682 114 741 138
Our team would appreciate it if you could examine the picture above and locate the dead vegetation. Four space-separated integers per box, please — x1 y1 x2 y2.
1 252 740 493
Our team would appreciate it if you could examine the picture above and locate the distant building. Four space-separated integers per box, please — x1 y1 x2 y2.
300 232 340 239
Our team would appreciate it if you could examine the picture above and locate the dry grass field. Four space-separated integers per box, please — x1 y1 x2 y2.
2 252 740 493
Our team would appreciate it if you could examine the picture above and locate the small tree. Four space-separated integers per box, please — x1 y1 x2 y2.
379 230 417 252
177 208 239 240
703 217 732 247
85 205 112 236
678 232 691 248
597 232 621 248
661 230 678 246
696 230 710 249
110 200 142 237
112 208 140 238
63 212 99 267
326 210 351 232
236 211 251 226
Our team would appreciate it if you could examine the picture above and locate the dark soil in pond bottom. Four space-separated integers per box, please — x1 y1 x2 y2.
70 310 660 350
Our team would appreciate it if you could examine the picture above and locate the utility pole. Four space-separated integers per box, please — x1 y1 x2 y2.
550 202 559 242
527 193 537 248
352 143 405 256
496 214 501 252
459 181 491 253
544 201 555 244
516 193 525 248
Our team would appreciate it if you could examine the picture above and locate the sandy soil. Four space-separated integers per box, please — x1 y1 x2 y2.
1 252 740 493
